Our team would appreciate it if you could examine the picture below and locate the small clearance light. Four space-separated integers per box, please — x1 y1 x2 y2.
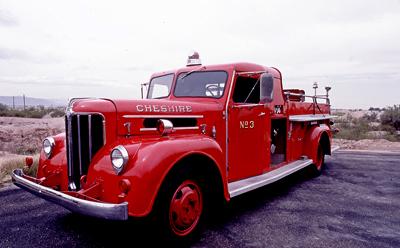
25 156 33 168
187 51 202 66
110 145 129 175
119 179 131 194
80 175 87 187
43 137 55 158
157 119 174 136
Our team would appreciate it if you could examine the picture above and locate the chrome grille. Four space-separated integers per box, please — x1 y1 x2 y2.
66 113 105 190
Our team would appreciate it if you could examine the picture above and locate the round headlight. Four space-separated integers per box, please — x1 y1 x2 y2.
43 137 55 158
111 145 129 174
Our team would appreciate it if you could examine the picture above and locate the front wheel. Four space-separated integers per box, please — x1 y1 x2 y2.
156 174 205 242
169 180 203 237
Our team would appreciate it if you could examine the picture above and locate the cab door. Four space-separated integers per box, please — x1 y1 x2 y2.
228 104 270 181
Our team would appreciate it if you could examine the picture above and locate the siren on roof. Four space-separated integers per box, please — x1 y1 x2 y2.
186 51 202 66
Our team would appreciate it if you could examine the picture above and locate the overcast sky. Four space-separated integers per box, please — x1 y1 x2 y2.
0 0 399 108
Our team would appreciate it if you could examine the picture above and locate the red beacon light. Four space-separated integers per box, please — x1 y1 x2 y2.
186 51 202 66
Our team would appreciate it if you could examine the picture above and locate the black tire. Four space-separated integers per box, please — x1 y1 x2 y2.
310 144 325 177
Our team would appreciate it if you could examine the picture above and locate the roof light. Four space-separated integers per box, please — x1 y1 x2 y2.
187 51 202 66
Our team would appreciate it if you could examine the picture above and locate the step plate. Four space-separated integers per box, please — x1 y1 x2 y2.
228 158 313 198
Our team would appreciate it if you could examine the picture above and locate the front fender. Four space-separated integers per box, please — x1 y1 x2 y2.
91 135 226 217
303 125 331 163
37 133 69 191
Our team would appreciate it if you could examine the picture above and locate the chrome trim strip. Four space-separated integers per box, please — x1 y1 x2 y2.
12 169 128 221
140 128 157 131
88 115 92 161
139 126 200 132
289 114 337 122
225 70 236 177
123 115 204 119
228 158 313 198
232 103 264 108
66 113 75 190
77 115 83 175
102 119 106 145
174 126 199 130
236 70 267 75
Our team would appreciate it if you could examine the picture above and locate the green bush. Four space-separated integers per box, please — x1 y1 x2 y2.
0 104 65 118
333 111 400 141
380 105 400 130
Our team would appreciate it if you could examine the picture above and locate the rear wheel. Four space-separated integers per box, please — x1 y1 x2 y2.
311 144 325 176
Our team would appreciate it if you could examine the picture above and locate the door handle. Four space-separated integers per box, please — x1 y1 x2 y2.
258 112 266 117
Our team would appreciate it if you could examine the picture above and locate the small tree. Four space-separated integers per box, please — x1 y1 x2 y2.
381 105 400 130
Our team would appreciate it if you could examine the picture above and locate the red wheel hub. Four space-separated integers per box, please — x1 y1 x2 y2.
169 180 203 236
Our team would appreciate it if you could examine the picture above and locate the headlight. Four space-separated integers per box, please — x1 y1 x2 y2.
110 145 129 175
43 137 55 158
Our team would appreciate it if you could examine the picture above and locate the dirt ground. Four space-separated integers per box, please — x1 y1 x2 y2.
0 117 64 168
333 138 400 152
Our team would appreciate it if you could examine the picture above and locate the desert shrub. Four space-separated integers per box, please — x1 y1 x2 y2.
0 103 7 112
334 115 370 140
49 107 65 117
361 112 378 122
368 107 383 111
0 105 64 118
0 155 38 184
334 109 400 141
380 105 400 130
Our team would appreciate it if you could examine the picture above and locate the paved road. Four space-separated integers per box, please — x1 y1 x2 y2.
1 151 399 247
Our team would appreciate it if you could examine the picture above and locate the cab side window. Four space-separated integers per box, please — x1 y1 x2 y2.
232 76 260 104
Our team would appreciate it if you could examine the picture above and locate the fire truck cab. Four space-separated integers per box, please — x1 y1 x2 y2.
12 53 336 240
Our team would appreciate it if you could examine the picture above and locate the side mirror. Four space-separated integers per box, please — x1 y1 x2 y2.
260 73 274 103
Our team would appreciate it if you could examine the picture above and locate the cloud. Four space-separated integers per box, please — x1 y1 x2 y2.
0 47 29 60
0 75 131 88
0 47 62 65
0 0 399 108
0 10 18 26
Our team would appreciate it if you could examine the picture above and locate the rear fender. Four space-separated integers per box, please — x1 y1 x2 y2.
304 125 332 164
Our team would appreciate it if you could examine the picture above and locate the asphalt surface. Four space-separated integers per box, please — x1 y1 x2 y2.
0 151 399 248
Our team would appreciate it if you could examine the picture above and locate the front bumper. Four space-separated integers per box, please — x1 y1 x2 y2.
11 169 128 221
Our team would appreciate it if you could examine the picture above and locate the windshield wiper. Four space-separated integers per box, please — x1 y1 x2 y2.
244 78 260 103
180 66 206 80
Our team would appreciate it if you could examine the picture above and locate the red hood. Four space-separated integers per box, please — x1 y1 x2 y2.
113 99 223 136
113 99 222 116
70 98 224 137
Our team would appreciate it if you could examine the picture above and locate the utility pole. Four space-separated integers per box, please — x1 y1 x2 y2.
23 94 26 110
12 96 15 109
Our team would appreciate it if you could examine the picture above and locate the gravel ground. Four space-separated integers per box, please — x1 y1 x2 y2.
0 151 399 248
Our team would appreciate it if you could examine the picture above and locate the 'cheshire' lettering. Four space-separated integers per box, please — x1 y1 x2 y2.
136 105 193 113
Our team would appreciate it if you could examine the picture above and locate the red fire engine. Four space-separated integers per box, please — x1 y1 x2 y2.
12 53 336 240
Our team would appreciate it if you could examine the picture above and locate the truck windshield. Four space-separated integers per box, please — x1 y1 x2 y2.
174 71 228 98
147 74 174 99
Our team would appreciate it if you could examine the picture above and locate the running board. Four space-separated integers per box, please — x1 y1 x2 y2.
228 158 313 198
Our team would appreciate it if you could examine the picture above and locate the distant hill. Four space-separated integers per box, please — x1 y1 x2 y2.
0 96 67 107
